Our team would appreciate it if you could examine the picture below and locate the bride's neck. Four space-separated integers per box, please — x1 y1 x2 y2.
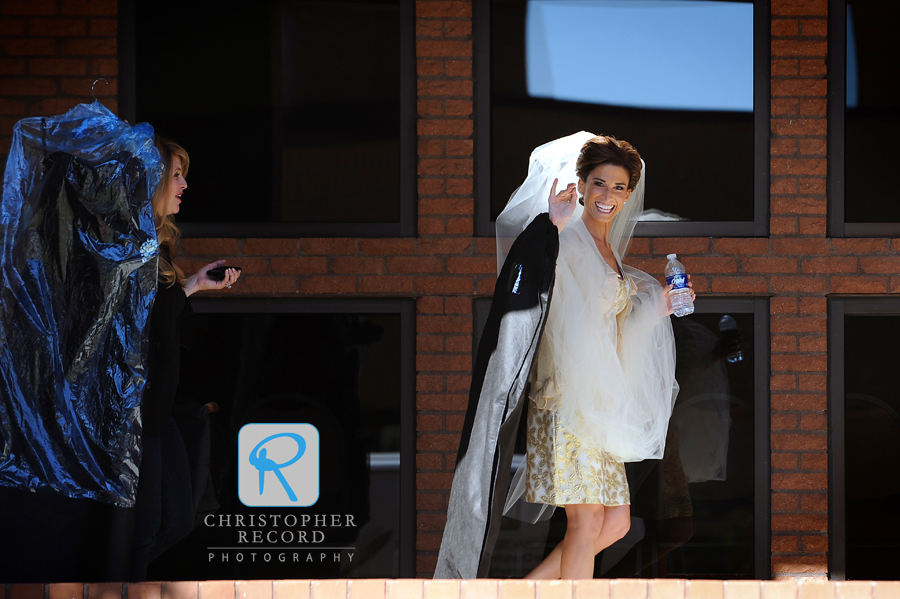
581 212 613 249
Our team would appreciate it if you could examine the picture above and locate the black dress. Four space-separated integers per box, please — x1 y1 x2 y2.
130 251 195 581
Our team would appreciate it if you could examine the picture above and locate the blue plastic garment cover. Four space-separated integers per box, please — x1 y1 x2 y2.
0 101 162 507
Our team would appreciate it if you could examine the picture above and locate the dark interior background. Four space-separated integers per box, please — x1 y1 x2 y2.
135 0 401 225
844 0 900 223
843 314 900 580
148 311 403 579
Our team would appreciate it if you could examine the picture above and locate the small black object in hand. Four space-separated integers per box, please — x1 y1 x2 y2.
206 265 241 281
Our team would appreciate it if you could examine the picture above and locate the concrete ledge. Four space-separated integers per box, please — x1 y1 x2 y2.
4 581 900 599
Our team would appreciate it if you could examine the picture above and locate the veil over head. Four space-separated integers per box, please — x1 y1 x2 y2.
496 131 645 273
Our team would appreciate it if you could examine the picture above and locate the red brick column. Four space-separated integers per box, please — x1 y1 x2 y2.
0 0 118 165
768 0 829 579
414 0 477 577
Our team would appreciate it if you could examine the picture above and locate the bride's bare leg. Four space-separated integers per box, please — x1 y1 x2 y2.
558 504 604 579
525 542 565 580
524 504 631 580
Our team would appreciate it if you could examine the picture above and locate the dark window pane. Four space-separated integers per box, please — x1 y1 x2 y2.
278 1 401 223
482 307 756 578
845 0 900 223
489 0 755 223
147 312 402 579
135 1 400 225
843 315 900 580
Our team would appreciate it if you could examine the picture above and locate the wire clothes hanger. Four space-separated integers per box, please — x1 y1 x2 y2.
92 77 109 102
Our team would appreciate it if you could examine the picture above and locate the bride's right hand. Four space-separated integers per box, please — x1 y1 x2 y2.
548 178 577 231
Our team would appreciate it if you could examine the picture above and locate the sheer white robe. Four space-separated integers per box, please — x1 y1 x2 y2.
506 217 678 518
538 217 678 462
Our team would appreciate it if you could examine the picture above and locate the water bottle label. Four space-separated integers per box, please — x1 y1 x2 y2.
666 273 687 290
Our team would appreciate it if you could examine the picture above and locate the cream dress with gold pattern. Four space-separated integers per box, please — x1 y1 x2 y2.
524 274 635 507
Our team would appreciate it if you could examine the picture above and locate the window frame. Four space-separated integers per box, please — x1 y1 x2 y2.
474 295 772 578
827 296 900 580
187 296 417 578
473 0 771 238
827 0 900 236
118 0 417 238
827 0 846 237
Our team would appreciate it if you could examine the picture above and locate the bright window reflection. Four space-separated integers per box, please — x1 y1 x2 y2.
488 0 757 223
526 1 753 112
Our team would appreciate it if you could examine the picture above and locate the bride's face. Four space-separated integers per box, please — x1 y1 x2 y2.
578 163 631 227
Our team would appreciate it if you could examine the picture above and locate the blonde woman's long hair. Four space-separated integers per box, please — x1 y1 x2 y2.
151 137 189 287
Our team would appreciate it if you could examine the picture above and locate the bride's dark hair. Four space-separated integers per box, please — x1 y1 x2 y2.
575 135 642 192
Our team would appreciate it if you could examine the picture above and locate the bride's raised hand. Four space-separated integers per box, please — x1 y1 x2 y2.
548 178 577 231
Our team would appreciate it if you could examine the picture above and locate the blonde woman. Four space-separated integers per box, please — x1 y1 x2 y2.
130 138 240 580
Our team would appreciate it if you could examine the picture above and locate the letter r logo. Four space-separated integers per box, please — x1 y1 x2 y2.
238 423 320 507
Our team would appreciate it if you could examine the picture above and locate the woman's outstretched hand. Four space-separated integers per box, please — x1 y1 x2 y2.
662 274 696 315
548 178 578 232
184 260 241 297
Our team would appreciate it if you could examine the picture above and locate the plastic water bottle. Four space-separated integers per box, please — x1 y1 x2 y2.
718 315 743 363
665 253 694 317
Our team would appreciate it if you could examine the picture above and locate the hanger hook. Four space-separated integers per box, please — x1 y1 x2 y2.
92 78 109 102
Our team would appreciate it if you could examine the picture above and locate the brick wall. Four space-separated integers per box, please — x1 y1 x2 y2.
0 0 117 161
4 0 900 583
767 0 830 578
